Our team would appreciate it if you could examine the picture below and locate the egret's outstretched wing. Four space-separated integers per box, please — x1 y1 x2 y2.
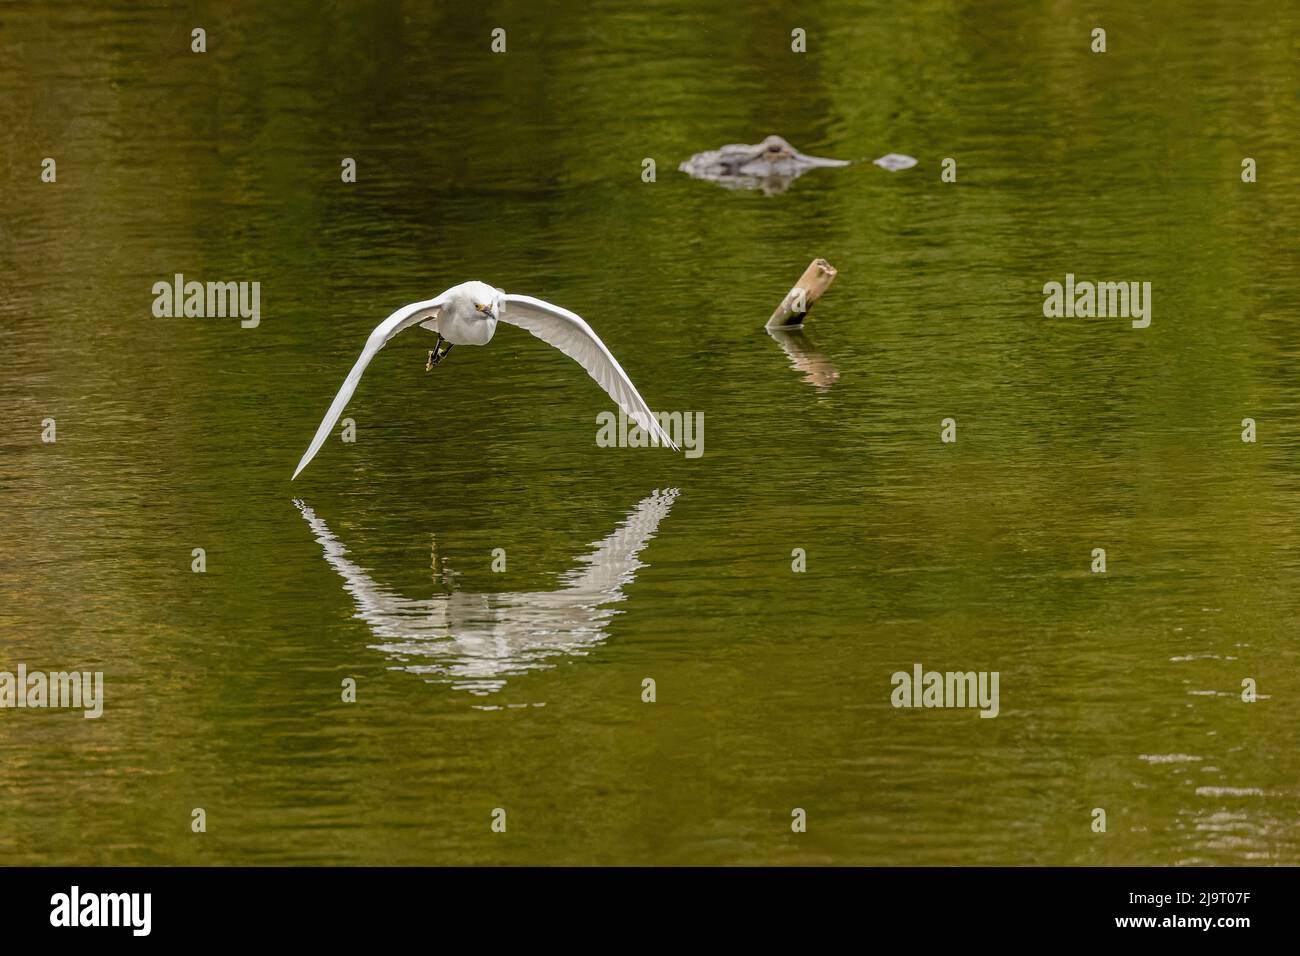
293 295 447 479
501 294 679 450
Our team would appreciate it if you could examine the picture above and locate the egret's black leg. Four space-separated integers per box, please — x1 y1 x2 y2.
425 335 454 372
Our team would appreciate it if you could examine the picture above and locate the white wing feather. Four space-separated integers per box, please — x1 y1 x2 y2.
502 294 679 450
292 295 446 479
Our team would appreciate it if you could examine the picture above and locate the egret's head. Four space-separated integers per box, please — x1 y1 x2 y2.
464 280 503 320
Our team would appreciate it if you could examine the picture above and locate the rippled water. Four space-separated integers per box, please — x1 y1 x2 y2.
1 1 1297 865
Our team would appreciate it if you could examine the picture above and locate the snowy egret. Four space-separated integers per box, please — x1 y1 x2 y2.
293 281 677 478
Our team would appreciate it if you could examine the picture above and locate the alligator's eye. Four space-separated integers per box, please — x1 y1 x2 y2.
767 144 782 152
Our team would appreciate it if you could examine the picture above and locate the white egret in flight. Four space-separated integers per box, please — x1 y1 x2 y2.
293 281 677 478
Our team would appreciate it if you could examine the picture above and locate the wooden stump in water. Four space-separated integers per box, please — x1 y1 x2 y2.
766 258 838 329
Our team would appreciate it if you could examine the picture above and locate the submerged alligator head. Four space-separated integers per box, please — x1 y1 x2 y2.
679 135 916 194
679 135 847 193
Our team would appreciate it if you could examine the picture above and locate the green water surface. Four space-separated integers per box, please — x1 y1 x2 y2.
1 0 1297 865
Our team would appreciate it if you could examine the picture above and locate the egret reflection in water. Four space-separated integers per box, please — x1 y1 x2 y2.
294 490 679 695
